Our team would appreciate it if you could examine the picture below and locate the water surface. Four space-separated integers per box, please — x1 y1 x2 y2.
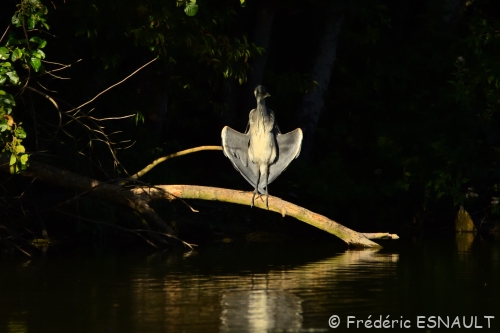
1 236 499 332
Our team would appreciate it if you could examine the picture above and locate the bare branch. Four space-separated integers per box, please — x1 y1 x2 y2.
46 71 71 80
56 210 162 249
25 86 61 112
130 146 223 179
42 58 82 71
132 184 385 248
24 86 63 145
0 25 10 44
88 114 136 121
66 58 158 114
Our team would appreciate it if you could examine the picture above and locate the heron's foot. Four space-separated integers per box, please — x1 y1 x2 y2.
265 193 269 210
251 190 266 208
251 190 258 208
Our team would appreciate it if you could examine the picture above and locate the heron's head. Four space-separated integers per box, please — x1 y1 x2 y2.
254 85 270 100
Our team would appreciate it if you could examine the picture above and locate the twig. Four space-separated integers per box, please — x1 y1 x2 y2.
66 58 157 114
25 86 61 112
130 145 223 179
46 71 70 80
88 114 135 121
57 210 161 249
24 85 62 145
6 239 32 257
361 233 400 240
0 25 10 44
42 58 81 69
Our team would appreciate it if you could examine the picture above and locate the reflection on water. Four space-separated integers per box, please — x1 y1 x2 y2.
221 290 302 332
0 237 499 332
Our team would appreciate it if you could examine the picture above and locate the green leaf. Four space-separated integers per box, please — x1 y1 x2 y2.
11 48 23 62
28 16 36 30
6 36 19 47
30 36 47 48
0 90 5 95
6 71 19 84
9 154 16 166
15 127 26 139
0 75 6 85
0 47 9 60
30 36 43 43
0 120 8 132
0 92 15 106
11 14 20 27
30 58 41 72
20 153 28 164
1 62 12 67
15 145 25 154
33 49 45 59
184 2 198 16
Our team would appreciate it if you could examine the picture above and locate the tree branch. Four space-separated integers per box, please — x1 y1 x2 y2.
1 154 394 248
132 184 384 248
130 145 223 179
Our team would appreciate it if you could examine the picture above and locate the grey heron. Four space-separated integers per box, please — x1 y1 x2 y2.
221 85 303 208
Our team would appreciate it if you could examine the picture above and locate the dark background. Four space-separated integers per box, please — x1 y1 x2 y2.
2 0 500 246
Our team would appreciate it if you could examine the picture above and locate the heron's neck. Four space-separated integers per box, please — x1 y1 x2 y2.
256 98 267 114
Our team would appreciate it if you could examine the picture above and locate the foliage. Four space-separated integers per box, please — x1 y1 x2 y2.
1 0 50 172
4 0 500 244
310 0 500 225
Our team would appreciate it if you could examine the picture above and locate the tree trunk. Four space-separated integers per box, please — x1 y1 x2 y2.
297 2 345 158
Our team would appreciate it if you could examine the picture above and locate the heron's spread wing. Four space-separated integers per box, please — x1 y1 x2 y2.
222 126 302 194
221 126 263 193
265 128 303 186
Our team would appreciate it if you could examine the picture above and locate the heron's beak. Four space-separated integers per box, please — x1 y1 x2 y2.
264 93 271 98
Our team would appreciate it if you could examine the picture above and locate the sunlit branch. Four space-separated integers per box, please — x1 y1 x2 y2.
130 146 223 180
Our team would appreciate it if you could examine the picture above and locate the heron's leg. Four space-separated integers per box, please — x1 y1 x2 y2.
251 169 261 208
264 168 270 209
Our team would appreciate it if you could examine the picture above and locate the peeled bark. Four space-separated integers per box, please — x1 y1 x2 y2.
297 2 345 158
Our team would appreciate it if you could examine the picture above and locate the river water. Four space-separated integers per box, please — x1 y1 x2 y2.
0 235 499 332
